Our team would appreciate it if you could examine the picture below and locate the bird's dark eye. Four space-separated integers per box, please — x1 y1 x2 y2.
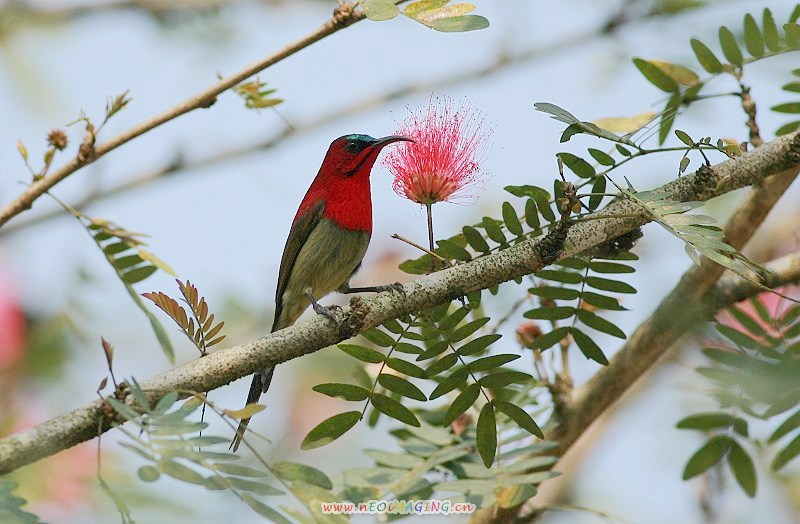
344 141 363 153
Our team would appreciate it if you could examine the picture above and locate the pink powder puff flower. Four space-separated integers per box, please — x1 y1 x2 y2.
383 97 491 206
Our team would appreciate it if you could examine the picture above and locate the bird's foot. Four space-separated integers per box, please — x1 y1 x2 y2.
306 290 342 323
340 282 405 296
375 282 405 296
313 302 343 322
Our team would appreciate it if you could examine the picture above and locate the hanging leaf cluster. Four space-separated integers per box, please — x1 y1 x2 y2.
53 198 177 362
231 77 283 110
106 383 336 523
534 102 642 146
0 479 40 524
773 66 800 135
619 181 769 282
678 295 800 498
526 253 637 365
303 298 546 469
143 279 225 355
340 409 559 511
361 0 489 33
633 7 800 142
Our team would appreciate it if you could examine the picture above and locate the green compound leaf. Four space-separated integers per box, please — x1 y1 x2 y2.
313 383 370 401
659 93 681 145
727 440 757 497
524 306 575 321
362 328 396 347
690 38 723 73
743 13 765 57
243 496 292 524
589 261 635 274
159 460 206 485
527 326 570 351
677 412 742 431
558 152 596 178
428 368 468 400
214 463 268 478
444 383 481 425
467 354 520 373
770 408 800 443
362 0 400 21
457 334 502 356
476 403 497 468
772 434 800 471
763 8 781 51
424 353 458 377
386 357 426 378
718 26 743 65
478 371 533 388
502 202 524 236
633 58 679 92
785 23 800 48
494 400 544 438
576 309 626 339
0 479 43 524
588 148 615 166
339 343 385 364
462 225 490 253
683 435 732 479
301 411 362 450
772 102 800 114
589 175 606 211
378 374 427 401
585 276 636 294
536 269 583 284
272 461 333 490
447 317 490 343
370 393 421 426
571 327 608 365
529 286 580 300
581 291 626 311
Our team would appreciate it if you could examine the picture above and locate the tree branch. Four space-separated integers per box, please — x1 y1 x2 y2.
0 0 700 238
1 131 797 474
0 1 366 230
555 165 800 459
476 139 800 523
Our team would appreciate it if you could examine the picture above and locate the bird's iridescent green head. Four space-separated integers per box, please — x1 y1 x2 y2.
341 134 377 154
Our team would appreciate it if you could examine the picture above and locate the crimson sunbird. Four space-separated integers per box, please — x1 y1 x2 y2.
231 133 412 451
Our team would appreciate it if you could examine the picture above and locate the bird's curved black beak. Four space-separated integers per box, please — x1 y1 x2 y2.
372 135 415 148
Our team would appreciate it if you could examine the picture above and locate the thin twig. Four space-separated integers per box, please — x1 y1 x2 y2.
390 233 448 263
740 84 763 148
0 0 685 237
0 2 367 229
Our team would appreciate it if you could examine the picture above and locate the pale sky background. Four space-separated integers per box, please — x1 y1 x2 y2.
1 0 798 522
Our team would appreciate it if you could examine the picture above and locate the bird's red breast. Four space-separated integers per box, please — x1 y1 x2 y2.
296 174 373 232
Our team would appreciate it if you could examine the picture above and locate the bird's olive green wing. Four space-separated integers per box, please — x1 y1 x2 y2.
272 199 325 331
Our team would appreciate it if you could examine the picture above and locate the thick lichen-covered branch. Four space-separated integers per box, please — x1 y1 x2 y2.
1 131 798 475
476 139 800 524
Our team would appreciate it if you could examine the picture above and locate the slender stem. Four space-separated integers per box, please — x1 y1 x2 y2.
390 233 447 263
426 203 435 273
0 2 368 229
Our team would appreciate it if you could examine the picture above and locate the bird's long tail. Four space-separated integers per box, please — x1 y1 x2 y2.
230 366 276 451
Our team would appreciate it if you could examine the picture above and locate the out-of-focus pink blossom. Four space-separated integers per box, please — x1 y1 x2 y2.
716 285 799 339
383 97 491 206
516 320 543 347
0 274 25 369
